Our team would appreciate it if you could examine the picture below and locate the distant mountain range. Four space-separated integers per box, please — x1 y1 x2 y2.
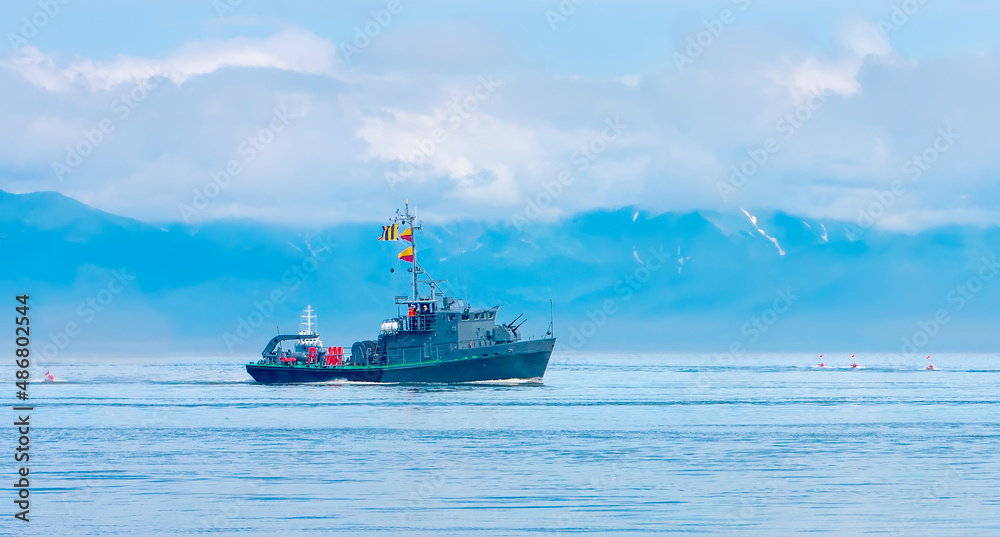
3 189 998 359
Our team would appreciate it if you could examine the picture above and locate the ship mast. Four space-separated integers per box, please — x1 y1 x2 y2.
400 201 420 301
394 201 445 305
300 305 316 334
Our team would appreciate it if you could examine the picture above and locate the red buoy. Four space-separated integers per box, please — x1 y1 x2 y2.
851 354 858 369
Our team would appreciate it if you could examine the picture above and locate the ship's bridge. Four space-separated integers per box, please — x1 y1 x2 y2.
381 295 507 340
383 296 445 333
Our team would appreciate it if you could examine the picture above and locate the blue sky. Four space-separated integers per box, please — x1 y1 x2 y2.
2 0 999 228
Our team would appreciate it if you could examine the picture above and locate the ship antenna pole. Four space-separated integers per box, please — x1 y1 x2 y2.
407 200 418 302
547 299 554 337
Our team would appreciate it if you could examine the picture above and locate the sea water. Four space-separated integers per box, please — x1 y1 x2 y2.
7 353 1000 535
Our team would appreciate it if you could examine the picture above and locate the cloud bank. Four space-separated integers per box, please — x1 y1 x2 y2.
1 8 998 231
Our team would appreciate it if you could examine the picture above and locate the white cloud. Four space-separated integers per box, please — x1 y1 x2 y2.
772 19 892 100
618 75 641 87
0 17 998 231
354 97 573 210
1 28 338 92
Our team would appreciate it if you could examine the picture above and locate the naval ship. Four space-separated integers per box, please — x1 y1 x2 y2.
245 202 555 383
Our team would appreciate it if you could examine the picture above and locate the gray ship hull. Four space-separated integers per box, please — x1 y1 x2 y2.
246 338 554 384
